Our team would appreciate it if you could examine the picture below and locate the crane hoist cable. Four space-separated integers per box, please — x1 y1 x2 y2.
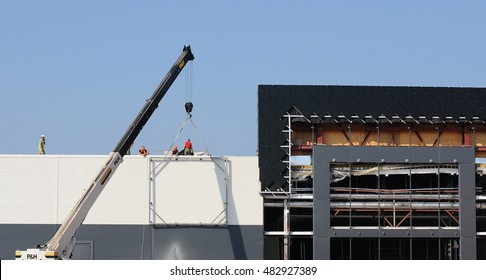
159 104 226 178
187 113 211 155
163 111 191 160
163 102 210 158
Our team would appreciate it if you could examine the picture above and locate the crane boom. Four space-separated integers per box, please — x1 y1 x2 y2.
16 46 194 260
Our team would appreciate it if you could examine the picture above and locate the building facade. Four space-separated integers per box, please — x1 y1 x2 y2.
258 85 486 260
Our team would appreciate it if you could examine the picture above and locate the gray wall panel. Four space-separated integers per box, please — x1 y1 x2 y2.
0 224 58 260
459 161 476 261
439 147 475 163
460 163 476 200
313 237 330 260
409 147 439 163
460 237 477 260
152 225 262 260
0 224 263 260
312 161 329 199
315 146 350 162
379 147 410 163
350 147 379 163
460 201 477 238
313 199 330 238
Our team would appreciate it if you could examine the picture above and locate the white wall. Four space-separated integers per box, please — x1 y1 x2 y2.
151 158 228 224
0 155 261 226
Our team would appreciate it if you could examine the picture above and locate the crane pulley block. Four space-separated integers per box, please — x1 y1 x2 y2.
185 102 193 114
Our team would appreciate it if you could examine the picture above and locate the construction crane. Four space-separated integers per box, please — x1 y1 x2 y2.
16 45 195 260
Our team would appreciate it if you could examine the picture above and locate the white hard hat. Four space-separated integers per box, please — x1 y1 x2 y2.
41 135 45 138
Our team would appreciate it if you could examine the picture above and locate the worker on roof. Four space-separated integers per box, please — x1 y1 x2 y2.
172 146 179 155
38 135 46 155
139 146 148 157
183 139 193 155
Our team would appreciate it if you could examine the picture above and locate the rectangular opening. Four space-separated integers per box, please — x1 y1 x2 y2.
329 163 459 229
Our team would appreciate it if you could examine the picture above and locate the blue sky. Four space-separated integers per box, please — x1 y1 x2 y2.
1 1 486 156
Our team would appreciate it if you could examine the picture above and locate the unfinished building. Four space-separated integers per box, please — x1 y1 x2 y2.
258 85 486 260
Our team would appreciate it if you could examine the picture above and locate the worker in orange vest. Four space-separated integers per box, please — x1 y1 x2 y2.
183 139 193 155
139 146 148 157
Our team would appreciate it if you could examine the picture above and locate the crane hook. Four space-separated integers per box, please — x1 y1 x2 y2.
185 102 193 117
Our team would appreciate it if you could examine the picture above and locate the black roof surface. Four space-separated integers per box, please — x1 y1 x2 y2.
258 85 486 191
